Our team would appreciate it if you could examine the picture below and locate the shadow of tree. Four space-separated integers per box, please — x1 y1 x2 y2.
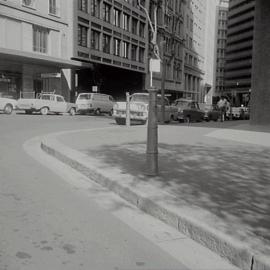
84 141 270 252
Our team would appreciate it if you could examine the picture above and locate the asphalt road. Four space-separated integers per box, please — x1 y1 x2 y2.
0 112 240 270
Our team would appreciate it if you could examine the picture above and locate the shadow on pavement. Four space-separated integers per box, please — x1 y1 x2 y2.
84 141 270 254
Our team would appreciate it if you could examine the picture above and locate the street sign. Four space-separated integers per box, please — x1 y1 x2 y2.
92 86 98 92
149 58 161 73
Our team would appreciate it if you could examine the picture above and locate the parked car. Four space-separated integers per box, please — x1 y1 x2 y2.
226 106 249 120
174 98 204 122
0 97 17 114
76 92 115 115
113 93 178 125
199 103 220 121
17 93 77 115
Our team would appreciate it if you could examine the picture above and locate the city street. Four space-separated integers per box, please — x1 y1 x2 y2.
0 113 239 270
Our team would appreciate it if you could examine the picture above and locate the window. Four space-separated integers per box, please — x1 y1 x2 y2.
113 8 121 27
123 13 129 31
102 34 110 53
139 47 144 62
122 41 129 58
113 38 121 56
78 0 88 13
49 0 59 16
139 22 145 38
78 24 88 47
91 30 100 50
56 96 64 102
33 26 48 53
103 3 111 23
91 0 100 17
131 44 137 61
22 0 35 8
132 18 138 35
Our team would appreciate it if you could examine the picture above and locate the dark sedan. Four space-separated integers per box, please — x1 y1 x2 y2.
182 101 205 123
200 103 220 121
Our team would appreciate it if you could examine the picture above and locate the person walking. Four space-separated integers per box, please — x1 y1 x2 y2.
217 97 227 122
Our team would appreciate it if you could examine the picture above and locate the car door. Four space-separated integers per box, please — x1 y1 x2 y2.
55 96 67 113
0 98 5 110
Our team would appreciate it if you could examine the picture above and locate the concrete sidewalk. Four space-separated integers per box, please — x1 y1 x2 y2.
40 124 270 270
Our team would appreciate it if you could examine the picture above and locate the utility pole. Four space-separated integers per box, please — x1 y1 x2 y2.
138 0 161 176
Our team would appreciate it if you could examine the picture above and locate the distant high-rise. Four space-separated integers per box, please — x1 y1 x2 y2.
224 0 255 106
182 0 219 103
213 0 229 98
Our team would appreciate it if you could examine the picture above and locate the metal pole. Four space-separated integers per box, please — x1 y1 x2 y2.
146 87 158 176
126 92 130 127
160 54 166 124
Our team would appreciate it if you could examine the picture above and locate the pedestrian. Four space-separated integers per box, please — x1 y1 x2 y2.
217 97 227 122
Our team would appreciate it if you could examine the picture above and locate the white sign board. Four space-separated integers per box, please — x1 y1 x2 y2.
149 58 161 73
92 86 98 92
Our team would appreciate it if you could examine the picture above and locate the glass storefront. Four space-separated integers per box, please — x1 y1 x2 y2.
0 71 21 99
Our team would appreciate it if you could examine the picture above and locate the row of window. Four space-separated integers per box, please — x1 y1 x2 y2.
78 25 145 62
22 0 60 16
78 0 146 38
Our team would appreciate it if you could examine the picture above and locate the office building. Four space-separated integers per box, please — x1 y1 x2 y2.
224 0 255 106
0 0 84 101
148 0 185 100
182 0 218 103
213 0 229 99
73 0 149 99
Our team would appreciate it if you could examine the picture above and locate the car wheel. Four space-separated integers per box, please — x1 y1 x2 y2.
94 108 101 115
4 104 13 114
40 107 49 115
108 109 113 116
69 107 76 116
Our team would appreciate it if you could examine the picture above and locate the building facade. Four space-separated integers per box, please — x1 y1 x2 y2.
181 0 218 103
72 0 149 99
224 0 255 106
0 0 84 101
213 0 229 99
148 0 185 101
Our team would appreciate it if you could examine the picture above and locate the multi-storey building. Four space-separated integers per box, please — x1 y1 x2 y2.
0 0 83 101
224 0 255 106
148 0 185 100
73 0 149 99
182 0 218 103
213 0 229 98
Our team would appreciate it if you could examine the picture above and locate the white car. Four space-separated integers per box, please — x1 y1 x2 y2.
76 92 115 115
0 97 17 114
17 93 77 115
113 93 178 125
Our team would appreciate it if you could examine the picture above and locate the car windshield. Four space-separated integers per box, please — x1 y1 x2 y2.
41 95 52 100
131 94 149 103
78 94 91 100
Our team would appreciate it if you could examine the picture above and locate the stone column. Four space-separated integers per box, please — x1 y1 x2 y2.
250 0 270 124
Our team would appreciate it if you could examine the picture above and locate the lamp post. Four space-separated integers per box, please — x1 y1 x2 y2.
138 0 160 176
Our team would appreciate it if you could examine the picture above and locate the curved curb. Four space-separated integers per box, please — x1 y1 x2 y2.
40 134 270 270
